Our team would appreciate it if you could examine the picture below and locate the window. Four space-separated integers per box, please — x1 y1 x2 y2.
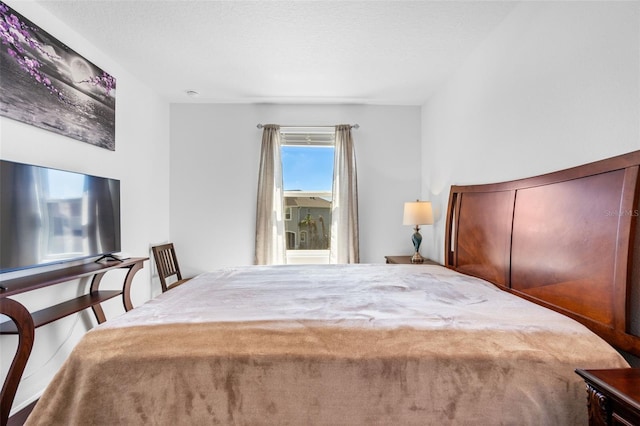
285 231 296 249
281 128 334 261
255 123 358 265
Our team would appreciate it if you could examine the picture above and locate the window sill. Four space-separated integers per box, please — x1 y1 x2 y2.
286 250 330 265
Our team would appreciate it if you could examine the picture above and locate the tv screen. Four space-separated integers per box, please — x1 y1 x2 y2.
0 160 121 273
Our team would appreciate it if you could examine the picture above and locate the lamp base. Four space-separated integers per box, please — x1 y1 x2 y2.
411 252 425 264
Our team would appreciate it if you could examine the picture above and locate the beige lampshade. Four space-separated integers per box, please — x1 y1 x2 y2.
403 201 434 225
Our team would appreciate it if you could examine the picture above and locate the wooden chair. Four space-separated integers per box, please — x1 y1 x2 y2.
151 243 190 292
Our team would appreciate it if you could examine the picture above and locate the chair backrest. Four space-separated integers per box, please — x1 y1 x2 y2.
151 243 184 292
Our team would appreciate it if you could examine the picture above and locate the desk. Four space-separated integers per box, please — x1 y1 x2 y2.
0 257 147 426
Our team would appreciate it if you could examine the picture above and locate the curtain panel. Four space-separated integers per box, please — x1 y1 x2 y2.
254 125 286 265
330 125 360 264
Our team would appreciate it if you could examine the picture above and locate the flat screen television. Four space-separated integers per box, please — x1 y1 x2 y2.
0 160 121 273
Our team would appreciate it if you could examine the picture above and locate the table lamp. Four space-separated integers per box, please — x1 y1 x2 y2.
402 200 434 264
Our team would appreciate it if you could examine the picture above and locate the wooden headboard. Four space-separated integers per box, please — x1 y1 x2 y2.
445 150 640 358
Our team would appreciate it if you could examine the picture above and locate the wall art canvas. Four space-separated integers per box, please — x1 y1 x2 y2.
0 2 116 150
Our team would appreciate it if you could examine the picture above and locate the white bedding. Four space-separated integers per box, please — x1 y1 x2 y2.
26 264 629 425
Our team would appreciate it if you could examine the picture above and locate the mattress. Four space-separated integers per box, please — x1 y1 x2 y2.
26 264 629 425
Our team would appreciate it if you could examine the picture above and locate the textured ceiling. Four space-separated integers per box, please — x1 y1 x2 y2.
35 1 519 105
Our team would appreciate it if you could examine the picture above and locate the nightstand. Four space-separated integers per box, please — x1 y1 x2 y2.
385 255 439 265
575 368 640 426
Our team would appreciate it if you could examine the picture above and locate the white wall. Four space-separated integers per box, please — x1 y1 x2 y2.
421 1 640 263
0 1 171 415
170 103 422 273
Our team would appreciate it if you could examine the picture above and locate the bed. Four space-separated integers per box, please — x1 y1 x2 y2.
22 150 640 425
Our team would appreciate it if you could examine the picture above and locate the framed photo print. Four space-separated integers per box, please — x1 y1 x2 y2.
0 1 116 150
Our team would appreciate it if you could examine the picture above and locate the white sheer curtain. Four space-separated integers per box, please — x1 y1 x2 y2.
330 125 360 264
254 125 286 265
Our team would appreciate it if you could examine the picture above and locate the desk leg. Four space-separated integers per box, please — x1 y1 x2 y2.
89 272 108 324
88 259 145 323
122 261 144 312
0 298 35 426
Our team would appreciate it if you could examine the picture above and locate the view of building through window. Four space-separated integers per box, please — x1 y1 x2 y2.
281 132 335 251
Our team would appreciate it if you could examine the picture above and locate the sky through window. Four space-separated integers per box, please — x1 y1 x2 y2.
282 145 334 192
